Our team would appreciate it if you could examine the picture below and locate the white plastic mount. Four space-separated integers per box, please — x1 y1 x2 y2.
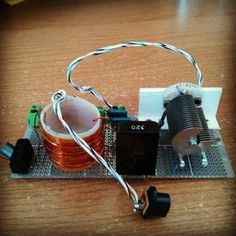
138 86 222 129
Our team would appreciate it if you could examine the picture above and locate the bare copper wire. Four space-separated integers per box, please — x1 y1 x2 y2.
40 122 104 171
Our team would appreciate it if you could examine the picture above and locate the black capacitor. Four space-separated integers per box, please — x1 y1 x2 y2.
115 121 159 175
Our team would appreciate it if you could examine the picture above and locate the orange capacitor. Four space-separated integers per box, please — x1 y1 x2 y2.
40 96 104 171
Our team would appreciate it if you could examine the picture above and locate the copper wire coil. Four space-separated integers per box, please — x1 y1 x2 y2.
40 124 104 171
40 96 104 171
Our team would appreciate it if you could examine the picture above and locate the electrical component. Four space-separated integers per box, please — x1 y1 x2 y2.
164 85 213 168
0 139 34 174
27 104 41 127
107 106 128 118
97 106 106 118
40 95 104 171
141 186 171 218
107 106 131 122
116 121 159 175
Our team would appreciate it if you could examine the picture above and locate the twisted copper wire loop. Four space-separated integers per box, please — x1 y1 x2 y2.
40 123 104 171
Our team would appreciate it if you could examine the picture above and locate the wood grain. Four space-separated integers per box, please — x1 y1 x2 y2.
0 0 236 235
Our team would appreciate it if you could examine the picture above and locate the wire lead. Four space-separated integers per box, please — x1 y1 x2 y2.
66 41 203 108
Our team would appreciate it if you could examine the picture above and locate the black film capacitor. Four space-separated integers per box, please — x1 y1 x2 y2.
115 121 159 175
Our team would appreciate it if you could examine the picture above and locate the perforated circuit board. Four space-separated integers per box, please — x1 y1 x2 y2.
11 124 234 179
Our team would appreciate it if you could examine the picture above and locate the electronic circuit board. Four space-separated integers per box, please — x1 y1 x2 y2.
11 123 234 179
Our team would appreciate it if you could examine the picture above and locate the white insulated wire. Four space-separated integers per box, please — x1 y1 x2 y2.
51 90 140 209
66 41 203 108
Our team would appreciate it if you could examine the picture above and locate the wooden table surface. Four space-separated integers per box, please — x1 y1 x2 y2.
0 0 236 235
